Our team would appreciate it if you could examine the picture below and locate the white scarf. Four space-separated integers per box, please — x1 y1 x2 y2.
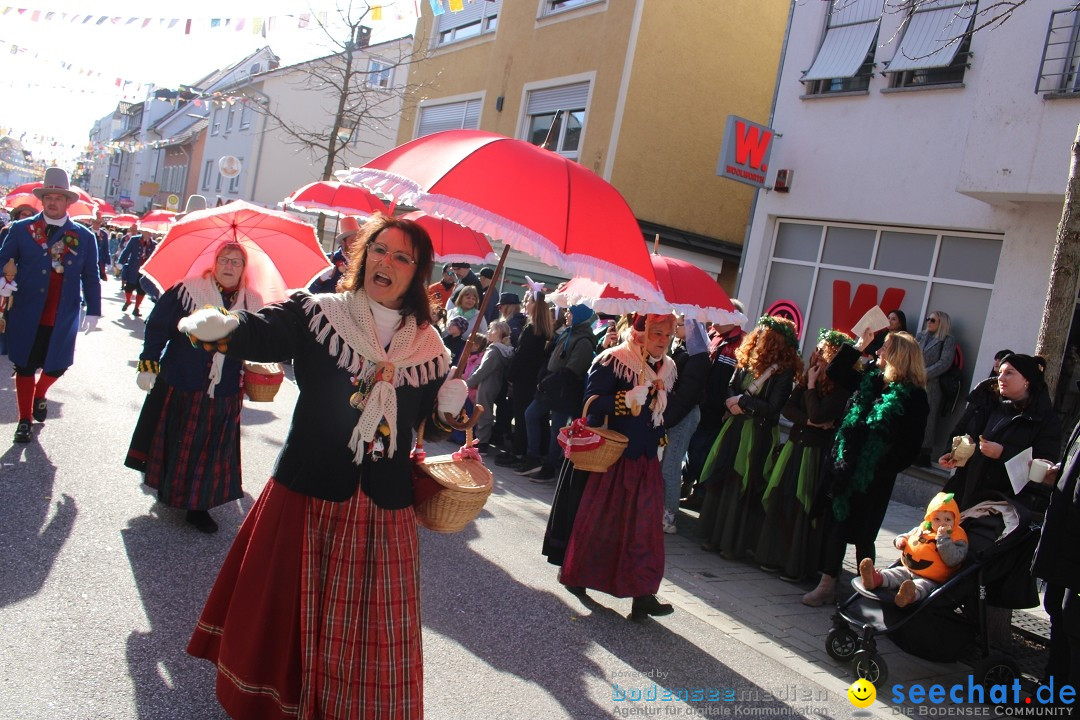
304 289 450 463
178 276 263 398
593 340 677 428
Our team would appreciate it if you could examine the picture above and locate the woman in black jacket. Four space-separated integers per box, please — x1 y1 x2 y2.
802 330 929 606
494 289 554 467
699 316 802 560
941 353 1063 510
182 214 469 718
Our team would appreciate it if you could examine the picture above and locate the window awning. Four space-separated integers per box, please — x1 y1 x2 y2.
803 0 883 81
526 82 590 115
887 0 974 72
417 99 481 137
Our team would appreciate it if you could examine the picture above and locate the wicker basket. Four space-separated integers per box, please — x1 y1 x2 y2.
560 395 628 473
412 425 493 533
244 362 284 402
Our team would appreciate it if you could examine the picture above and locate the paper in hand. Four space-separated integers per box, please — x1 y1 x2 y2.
850 306 890 339
1004 446 1034 496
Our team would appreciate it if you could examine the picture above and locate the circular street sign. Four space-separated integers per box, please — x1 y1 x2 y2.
166 194 180 211
219 156 242 178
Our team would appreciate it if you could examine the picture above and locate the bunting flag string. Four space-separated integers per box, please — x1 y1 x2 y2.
0 4 426 33
0 37 149 98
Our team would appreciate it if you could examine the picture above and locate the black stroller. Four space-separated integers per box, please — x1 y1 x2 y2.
823 495 1042 686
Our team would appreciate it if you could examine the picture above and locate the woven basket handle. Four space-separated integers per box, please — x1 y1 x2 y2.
581 395 611 430
414 417 477 453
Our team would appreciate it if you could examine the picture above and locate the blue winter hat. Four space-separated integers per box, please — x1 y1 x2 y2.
568 304 593 326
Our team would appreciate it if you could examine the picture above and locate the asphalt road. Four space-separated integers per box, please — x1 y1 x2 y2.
0 287 885 720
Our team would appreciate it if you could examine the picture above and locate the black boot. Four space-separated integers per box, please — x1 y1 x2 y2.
630 594 674 621
185 510 219 534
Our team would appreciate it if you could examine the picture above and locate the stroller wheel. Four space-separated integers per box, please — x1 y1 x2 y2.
852 650 889 686
974 653 1019 690
826 627 858 662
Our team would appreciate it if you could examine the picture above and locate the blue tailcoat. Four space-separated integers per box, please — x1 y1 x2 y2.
119 235 156 285
0 213 101 372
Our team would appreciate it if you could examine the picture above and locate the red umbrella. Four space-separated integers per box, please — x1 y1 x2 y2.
548 254 748 325
3 193 41 213
4 190 97 219
138 209 177 234
140 201 331 303
339 130 661 302
93 198 117 217
108 214 140 228
7 182 96 205
284 180 390 218
401 211 496 265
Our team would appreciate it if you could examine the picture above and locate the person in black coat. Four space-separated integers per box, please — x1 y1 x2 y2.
494 289 554 466
660 317 710 534
183 214 468 716
944 348 1013 463
940 353 1063 511
1032 418 1080 688
681 321 745 507
803 329 930 606
699 316 802 559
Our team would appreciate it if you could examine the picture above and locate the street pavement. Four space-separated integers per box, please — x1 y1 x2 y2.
0 285 1049 719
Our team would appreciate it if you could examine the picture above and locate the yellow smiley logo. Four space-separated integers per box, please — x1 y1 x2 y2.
847 678 876 708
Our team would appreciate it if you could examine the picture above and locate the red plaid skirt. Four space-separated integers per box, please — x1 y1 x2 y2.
188 479 423 719
559 454 666 598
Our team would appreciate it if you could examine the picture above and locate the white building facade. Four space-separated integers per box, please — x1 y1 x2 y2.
737 0 1080 448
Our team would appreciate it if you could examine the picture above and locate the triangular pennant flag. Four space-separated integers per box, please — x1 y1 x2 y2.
298 13 309 28
372 5 383 20
449 0 463 11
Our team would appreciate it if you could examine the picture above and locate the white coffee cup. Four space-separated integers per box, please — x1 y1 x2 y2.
1029 458 1053 483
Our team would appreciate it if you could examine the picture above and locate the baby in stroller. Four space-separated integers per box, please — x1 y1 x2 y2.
858 492 969 607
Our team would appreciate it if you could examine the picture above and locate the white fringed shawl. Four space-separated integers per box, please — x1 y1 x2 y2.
592 340 677 428
177 277 263 398
304 290 450 462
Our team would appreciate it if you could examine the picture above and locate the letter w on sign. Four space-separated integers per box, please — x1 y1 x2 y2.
832 280 906 335
717 115 776 189
734 120 772 171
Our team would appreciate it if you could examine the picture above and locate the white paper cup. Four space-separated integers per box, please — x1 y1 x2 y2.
1029 459 1053 483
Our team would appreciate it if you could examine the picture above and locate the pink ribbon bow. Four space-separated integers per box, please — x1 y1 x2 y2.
452 438 482 462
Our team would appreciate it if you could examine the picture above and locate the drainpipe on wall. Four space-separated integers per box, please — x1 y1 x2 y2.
245 85 271 204
734 0 796 310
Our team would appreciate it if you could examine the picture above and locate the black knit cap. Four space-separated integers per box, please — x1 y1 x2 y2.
1000 353 1046 389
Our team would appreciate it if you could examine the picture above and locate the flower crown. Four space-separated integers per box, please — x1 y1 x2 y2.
756 315 799 349
818 328 855 348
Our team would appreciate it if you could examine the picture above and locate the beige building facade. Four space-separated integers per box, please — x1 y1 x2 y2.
399 0 788 294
